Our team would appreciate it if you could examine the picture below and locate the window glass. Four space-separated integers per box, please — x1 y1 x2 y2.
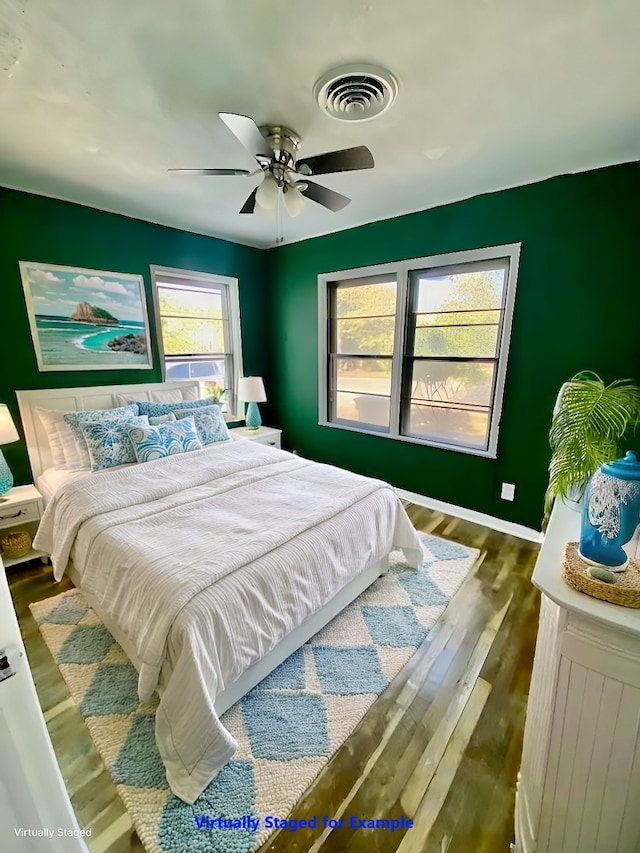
404 263 507 450
160 317 225 355
328 277 396 430
335 357 392 397
409 360 495 408
406 402 490 448
335 392 391 429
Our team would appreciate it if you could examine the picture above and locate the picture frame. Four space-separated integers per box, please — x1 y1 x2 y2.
19 261 154 372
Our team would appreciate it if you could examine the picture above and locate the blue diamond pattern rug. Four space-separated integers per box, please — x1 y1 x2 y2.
31 534 478 852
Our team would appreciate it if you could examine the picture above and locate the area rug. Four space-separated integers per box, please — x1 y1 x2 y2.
31 533 478 853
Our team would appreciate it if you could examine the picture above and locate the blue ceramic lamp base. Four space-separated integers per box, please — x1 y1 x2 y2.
0 448 13 498
245 401 262 430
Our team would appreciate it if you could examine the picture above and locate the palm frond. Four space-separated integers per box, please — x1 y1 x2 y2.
544 372 640 525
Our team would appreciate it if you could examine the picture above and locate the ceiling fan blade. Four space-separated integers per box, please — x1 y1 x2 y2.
219 113 272 161
299 180 351 212
168 168 251 176
239 187 258 214
296 145 374 176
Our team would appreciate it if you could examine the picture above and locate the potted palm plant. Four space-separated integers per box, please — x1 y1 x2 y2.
544 371 640 524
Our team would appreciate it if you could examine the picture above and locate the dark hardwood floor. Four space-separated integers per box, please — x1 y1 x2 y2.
8 504 540 853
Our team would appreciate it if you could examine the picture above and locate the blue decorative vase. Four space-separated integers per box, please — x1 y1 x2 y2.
245 401 262 430
579 451 640 571
0 448 13 497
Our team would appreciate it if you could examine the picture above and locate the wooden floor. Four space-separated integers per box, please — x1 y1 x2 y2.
8 505 541 853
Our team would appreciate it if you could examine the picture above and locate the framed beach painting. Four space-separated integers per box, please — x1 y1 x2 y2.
19 262 154 371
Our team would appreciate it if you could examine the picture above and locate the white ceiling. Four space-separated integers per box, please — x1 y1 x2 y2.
0 0 638 249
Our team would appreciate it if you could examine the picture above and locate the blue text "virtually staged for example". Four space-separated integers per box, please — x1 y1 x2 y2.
194 815 415 833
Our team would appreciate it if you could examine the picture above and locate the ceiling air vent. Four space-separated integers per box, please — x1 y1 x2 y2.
313 64 398 122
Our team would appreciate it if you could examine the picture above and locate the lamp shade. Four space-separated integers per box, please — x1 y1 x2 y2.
255 174 279 211
0 405 19 445
238 376 266 403
284 184 305 218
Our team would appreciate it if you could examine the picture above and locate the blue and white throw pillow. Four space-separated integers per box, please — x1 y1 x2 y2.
148 412 177 425
80 416 149 472
174 405 230 445
64 404 139 470
126 417 202 463
135 398 219 418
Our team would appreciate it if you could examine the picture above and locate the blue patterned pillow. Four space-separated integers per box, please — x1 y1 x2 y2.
148 412 176 425
126 417 203 463
80 416 149 472
135 398 219 418
64 404 139 470
174 405 230 445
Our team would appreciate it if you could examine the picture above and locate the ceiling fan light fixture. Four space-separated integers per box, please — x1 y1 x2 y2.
283 184 305 218
255 173 279 210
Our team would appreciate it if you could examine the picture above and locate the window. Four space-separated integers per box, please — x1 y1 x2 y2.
330 274 397 432
150 266 243 414
319 244 520 457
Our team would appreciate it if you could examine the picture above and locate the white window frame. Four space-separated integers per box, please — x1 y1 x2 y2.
318 243 521 459
150 265 243 417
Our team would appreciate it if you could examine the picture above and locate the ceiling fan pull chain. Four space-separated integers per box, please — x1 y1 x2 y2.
275 189 284 245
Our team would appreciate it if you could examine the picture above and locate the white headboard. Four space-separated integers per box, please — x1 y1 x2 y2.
16 381 202 480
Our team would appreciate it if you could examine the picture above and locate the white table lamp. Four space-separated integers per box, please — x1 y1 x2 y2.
238 377 266 430
0 404 19 498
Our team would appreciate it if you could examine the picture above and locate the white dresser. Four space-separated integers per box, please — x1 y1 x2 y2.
0 556 88 851
515 501 640 853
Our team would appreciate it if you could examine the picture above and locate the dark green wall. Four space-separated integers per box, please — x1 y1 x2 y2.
268 161 640 530
0 188 269 485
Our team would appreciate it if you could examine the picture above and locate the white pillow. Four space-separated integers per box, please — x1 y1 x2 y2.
179 385 200 402
114 384 200 406
114 393 142 407
152 387 200 403
148 412 177 425
35 408 65 468
35 407 83 470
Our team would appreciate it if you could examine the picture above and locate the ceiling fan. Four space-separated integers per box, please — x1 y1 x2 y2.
169 113 375 217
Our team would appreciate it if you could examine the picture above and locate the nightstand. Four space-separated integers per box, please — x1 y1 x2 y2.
229 425 282 449
0 485 46 568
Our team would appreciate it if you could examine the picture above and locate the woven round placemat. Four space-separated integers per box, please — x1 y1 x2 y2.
562 542 640 608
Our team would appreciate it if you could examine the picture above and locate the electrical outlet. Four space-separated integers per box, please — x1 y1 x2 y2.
501 482 516 501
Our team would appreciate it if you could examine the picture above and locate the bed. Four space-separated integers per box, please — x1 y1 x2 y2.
17 382 423 803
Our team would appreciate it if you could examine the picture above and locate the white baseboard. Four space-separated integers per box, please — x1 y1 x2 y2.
395 488 543 544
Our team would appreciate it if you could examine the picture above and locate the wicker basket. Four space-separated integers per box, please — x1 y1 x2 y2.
0 529 32 559
562 542 640 608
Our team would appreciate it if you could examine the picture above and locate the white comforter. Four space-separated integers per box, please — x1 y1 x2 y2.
35 441 422 802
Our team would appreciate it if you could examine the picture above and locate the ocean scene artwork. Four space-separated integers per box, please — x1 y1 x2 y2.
19 262 153 371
